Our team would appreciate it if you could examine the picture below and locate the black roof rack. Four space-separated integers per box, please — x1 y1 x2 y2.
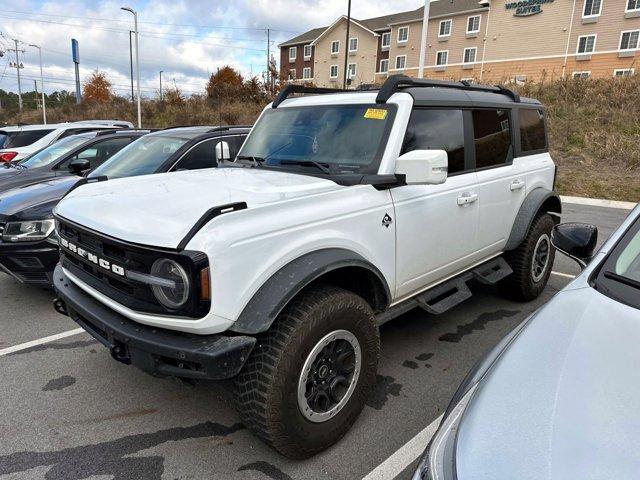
376 75 520 104
272 84 346 108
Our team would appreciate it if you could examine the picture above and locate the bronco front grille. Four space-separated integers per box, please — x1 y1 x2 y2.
56 217 209 317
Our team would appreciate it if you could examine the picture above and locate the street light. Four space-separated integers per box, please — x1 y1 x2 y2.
121 6 141 128
28 44 47 124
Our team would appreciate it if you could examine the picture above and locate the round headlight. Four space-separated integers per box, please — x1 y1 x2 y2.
150 258 190 310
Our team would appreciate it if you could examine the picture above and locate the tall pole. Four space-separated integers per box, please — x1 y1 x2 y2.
562 0 577 79
129 30 134 101
417 1 431 79
159 70 163 100
122 7 142 128
479 1 492 82
29 44 47 123
342 0 352 89
266 28 270 91
13 39 23 112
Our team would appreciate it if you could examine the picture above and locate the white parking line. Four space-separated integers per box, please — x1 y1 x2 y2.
551 271 577 279
561 195 636 211
362 415 442 480
0 328 85 357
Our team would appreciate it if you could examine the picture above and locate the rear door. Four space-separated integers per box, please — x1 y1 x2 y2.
473 108 523 254
391 108 479 299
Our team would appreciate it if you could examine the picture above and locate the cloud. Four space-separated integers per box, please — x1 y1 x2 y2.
0 0 421 97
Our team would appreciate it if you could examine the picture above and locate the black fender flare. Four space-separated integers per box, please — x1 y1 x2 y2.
504 188 562 251
230 248 391 335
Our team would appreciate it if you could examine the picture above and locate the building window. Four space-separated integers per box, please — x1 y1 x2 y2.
572 71 591 79
583 0 602 17
289 46 297 62
397 26 409 43
381 32 391 48
288 69 296 80
349 37 358 52
330 65 338 78
577 34 597 53
439 19 452 37
614 68 635 77
436 50 449 66
395 55 406 70
380 59 389 73
302 67 311 79
347 63 357 79
331 40 340 54
467 15 481 34
620 30 640 50
627 0 640 12
473 109 512 169
304 44 312 59
463 47 477 64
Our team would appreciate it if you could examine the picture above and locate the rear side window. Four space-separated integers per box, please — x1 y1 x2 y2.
2 129 54 148
472 109 512 169
402 109 466 174
519 109 547 153
0 132 8 148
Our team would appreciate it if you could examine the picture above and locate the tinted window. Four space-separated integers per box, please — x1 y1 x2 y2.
3 129 54 148
519 109 546 153
90 135 188 179
0 132 8 149
175 139 220 170
402 109 465 174
472 109 512 169
59 137 133 170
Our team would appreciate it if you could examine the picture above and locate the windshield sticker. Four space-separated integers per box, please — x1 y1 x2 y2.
364 108 388 120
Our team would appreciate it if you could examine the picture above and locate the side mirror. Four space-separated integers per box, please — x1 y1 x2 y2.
395 150 448 185
215 141 231 162
551 223 598 269
68 158 91 175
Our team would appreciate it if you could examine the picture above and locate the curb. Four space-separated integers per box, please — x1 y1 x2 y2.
560 195 637 211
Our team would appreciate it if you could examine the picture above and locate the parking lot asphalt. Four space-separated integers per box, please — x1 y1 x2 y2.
0 202 633 480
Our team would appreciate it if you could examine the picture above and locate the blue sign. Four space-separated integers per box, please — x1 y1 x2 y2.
71 39 80 64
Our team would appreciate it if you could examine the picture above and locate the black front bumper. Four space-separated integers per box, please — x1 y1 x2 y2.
0 240 58 285
52 264 256 381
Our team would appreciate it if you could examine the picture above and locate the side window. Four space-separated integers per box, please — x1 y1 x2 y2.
401 109 465 174
226 135 247 159
59 138 132 169
472 109 512 169
175 139 219 170
519 109 547 153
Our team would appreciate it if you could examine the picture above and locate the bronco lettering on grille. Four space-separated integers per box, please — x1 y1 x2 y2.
60 237 126 277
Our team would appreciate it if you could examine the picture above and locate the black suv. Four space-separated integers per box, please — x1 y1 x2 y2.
0 125 250 285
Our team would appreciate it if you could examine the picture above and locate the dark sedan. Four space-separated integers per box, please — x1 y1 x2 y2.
0 125 250 285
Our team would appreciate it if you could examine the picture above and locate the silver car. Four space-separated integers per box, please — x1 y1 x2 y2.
414 204 640 480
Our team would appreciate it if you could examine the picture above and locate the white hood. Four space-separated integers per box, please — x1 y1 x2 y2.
54 167 343 249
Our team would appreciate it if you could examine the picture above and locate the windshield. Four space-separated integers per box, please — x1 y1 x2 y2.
594 214 640 309
19 136 89 169
238 104 395 174
90 135 188 178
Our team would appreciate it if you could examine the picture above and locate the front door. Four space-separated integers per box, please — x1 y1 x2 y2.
391 108 479 300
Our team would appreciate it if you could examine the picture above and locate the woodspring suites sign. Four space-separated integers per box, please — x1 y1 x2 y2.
505 0 554 17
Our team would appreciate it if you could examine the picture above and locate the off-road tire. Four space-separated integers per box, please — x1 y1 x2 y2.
234 285 380 459
503 213 556 301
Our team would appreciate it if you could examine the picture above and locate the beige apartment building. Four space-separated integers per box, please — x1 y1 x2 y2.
279 0 640 86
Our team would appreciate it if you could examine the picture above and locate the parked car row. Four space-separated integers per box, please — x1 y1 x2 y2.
3 76 638 476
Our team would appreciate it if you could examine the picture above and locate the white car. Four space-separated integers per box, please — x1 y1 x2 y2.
0 120 134 162
51 76 561 458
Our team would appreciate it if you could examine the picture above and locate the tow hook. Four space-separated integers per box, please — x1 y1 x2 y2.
110 342 131 365
52 298 68 316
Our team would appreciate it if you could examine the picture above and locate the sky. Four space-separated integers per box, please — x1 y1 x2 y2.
0 0 422 98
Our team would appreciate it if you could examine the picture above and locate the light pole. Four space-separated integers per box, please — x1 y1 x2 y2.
159 70 163 100
417 0 431 79
121 7 141 128
29 44 47 124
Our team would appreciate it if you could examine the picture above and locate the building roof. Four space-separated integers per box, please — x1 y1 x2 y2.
279 0 485 47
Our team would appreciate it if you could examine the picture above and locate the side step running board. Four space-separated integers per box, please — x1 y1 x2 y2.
376 256 513 326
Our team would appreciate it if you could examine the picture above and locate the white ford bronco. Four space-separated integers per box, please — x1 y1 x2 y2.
52 76 560 458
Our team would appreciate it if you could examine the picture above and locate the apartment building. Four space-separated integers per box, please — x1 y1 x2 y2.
279 0 640 86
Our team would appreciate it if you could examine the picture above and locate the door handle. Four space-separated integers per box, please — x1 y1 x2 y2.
510 179 526 191
457 192 478 206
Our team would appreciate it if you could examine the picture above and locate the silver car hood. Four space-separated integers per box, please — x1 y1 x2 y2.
456 285 640 479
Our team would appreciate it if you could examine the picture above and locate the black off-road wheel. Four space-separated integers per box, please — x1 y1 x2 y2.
503 213 556 301
234 285 380 459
